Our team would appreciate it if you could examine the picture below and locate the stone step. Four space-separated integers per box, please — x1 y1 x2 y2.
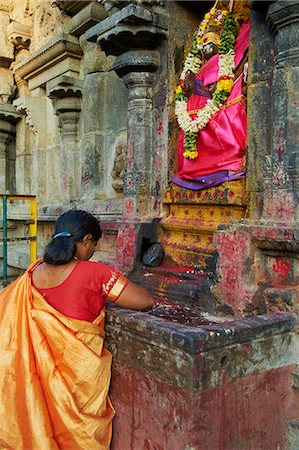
160 180 247 271
130 263 235 328
286 420 299 450
162 179 248 207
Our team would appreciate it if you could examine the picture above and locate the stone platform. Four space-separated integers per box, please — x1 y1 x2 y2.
106 306 299 449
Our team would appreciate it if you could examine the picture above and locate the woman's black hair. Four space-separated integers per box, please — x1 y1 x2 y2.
43 210 102 265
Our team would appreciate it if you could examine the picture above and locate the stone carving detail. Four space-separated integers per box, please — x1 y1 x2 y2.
112 139 126 193
51 0 91 16
7 22 31 51
0 0 12 12
13 96 46 134
0 69 15 104
30 0 66 52
10 0 34 25
0 7 14 62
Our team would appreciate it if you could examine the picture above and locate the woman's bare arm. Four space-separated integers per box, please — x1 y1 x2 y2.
113 280 155 311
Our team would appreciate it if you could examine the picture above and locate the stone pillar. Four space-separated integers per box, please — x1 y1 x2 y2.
0 105 23 193
213 1 299 315
265 1 299 223
86 4 167 271
114 51 160 218
47 75 83 199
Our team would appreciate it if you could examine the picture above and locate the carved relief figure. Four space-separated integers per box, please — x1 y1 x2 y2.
112 140 126 193
30 0 66 51
173 0 250 190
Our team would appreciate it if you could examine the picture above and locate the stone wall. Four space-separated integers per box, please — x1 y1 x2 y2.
0 0 129 268
0 0 204 272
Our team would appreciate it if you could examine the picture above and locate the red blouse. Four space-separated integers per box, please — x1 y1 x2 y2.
33 261 128 322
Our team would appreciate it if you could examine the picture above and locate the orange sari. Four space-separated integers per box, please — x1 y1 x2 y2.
0 260 114 449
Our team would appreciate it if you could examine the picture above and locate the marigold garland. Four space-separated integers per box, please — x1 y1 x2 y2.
175 8 238 160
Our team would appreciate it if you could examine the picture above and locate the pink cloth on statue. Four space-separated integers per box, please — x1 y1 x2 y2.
177 20 250 180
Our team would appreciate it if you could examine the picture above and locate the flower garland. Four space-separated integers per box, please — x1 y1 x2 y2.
175 8 238 159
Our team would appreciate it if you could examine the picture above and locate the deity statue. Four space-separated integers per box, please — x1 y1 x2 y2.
173 1 250 190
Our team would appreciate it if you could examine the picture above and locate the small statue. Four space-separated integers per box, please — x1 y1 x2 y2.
173 1 250 190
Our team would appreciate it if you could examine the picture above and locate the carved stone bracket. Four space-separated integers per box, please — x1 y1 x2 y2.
100 0 165 15
267 1 299 67
0 103 23 125
85 3 167 55
14 34 83 91
6 21 31 51
47 75 83 140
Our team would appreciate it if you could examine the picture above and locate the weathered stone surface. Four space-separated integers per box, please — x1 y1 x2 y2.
248 10 275 85
113 49 160 77
287 420 299 450
247 82 271 196
106 306 298 392
110 361 299 450
82 71 127 133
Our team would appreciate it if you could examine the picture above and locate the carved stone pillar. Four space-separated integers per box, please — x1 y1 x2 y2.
213 1 299 315
47 75 83 200
0 105 23 193
265 1 299 223
47 75 83 141
86 4 167 271
113 50 160 217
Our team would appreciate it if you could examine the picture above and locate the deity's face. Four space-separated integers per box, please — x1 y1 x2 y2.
200 32 220 61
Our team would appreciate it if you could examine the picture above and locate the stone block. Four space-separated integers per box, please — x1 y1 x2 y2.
65 2 108 37
52 0 92 17
82 71 127 133
80 36 115 76
105 307 298 392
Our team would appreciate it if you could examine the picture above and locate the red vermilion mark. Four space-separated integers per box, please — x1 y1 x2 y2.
272 257 292 279
156 121 164 135
125 199 135 215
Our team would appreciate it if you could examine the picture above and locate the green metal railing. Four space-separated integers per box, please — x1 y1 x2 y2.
1 195 37 286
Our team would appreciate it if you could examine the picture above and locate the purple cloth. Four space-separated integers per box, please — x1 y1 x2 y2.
194 79 212 98
171 170 246 191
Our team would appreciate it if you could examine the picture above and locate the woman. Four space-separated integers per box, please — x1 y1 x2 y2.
0 210 154 450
